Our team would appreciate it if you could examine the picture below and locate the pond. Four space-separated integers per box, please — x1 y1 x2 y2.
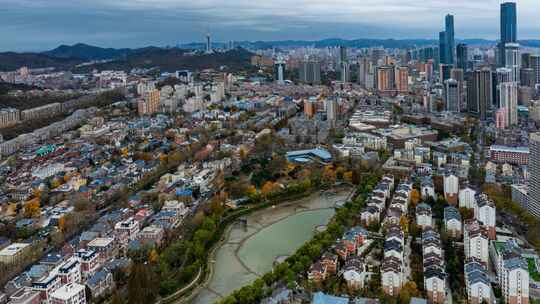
190 189 351 304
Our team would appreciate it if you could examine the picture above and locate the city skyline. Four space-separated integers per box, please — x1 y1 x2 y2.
2 0 540 51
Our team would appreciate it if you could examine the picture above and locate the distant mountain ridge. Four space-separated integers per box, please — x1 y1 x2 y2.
0 45 254 73
43 43 133 60
1 38 540 72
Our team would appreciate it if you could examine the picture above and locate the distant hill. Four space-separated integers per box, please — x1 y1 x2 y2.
43 43 133 60
0 45 253 72
0 52 83 71
72 47 254 73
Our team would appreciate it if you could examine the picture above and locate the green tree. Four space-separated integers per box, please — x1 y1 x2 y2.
127 262 159 304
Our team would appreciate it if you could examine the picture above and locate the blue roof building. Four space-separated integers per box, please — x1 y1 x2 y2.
312 292 349 304
286 148 332 164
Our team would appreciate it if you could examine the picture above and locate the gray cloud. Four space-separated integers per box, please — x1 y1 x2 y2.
0 0 537 51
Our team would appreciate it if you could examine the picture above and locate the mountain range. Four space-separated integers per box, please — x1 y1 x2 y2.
0 44 253 72
1 38 540 72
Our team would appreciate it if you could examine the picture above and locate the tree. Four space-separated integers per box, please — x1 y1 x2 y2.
261 181 277 198
344 171 353 183
127 262 159 304
410 189 421 207
24 198 41 218
245 185 257 198
58 216 66 232
268 154 287 177
399 216 409 235
399 281 420 303
322 166 337 185
149 249 159 263
111 289 124 304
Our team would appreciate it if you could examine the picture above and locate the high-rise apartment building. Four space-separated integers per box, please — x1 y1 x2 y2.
377 66 395 93
499 82 518 126
326 98 339 125
340 62 351 83
358 57 370 86
528 133 540 218
530 55 540 86
396 67 409 93
299 59 321 85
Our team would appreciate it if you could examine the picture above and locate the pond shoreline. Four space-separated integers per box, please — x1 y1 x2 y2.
189 187 352 304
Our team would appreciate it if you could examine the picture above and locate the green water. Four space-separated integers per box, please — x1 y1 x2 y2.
190 190 350 304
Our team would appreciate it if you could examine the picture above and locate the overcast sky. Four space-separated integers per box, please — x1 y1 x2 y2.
2 0 537 51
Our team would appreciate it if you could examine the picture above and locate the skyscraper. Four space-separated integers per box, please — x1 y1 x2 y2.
467 69 492 120
499 82 518 126
326 98 339 125
440 64 453 83
505 43 521 83
299 59 321 85
521 68 535 88
522 53 531 69
499 2 517 66
439 31 448 65
377 66 394 93
529 133 540 218
456 43 468 71
445 79 461 113
340 62 351 83
451 68 464 84
495 68 512 107
339 46 348 64
445 14 455 65
358 57 370 86
530 55 540 86
396 67 409 93
501 2 517 44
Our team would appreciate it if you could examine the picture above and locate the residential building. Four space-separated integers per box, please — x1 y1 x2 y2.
489 146 529 165
421 177 436 200
7 289 41 304
0 243 30 265
381 256 403 296
444 206 462 238
529 133 540 218
501 258 529 304
31 274 62 304
0 108 20 128
114 217 140 241
416 203 432 229
464 259 493 304
463 220 489 264
474 193 496 240
459 186 477 209
443 171 459 205
49 283 86 304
